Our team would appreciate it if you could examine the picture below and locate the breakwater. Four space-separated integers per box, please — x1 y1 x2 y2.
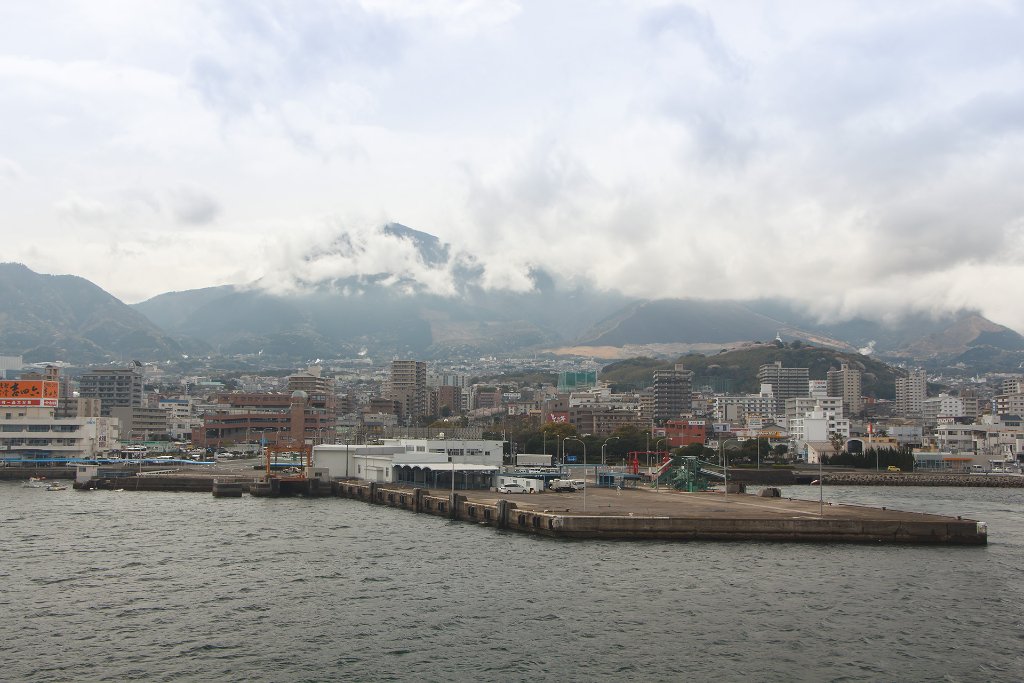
821 472 1024 487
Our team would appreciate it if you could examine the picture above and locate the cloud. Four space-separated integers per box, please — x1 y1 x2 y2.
55 195 114 226
168 187 221 225
3 0 1024 335
0 157 26 182
188 0 404 116
254 222 460 297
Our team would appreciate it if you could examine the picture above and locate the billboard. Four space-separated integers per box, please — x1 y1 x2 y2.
0 380 59 407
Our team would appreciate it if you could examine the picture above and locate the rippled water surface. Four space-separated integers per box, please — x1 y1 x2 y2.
2 483 1022 682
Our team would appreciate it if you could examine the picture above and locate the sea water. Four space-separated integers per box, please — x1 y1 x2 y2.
2 483 1022 682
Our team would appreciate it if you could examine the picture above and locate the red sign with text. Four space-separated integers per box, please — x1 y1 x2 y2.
0 380 59 407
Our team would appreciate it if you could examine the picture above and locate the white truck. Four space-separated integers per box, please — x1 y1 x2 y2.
548 478 584 492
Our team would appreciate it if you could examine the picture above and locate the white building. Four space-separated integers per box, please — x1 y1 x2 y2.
933 415 1023 458
789 405 851 444
312 438 503 490
785 397 844 430
923 394 965 426
713 388 777 424
788 402 851 463
0 405 119 459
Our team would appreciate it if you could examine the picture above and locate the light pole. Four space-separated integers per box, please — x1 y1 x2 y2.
719 438 742 500
601 436 619 467
818 445 824 516
564 436 588 511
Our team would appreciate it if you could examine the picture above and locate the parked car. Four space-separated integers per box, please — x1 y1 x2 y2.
498 482 529 494
887 465 901 472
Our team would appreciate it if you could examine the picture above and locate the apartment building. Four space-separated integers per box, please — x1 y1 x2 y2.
757 362 809 413
895 368 927 418
827 362 863 417
385 360 427 425
78 363 145 417
653 365 693 424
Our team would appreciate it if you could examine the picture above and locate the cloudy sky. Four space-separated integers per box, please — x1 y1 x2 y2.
2 1 1023 332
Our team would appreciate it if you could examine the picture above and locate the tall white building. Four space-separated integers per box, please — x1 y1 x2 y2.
895 368 927 418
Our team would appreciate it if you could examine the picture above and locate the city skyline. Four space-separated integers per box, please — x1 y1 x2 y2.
2 1 1023 333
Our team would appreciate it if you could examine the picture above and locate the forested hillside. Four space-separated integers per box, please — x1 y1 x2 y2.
601 342 905 400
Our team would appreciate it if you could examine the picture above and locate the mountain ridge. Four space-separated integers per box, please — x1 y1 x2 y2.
3 221 1023 374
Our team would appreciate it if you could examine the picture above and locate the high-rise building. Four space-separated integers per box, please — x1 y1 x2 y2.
757 362 809 413
78 362 145 417
895 368 927 418
827 362 863 417
653 364 693 424
386 360 427 424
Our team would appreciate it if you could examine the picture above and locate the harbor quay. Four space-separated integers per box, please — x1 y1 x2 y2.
333 481 987 545
56 462 989 545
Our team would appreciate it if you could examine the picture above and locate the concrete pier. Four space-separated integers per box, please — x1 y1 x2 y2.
54 460 987 544
330 482 987 545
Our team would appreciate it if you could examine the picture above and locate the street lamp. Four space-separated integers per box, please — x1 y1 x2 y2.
719 438 743 500
564 436 588 511
601 436 619 467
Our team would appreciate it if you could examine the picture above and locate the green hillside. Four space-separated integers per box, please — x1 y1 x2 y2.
601 342 904 400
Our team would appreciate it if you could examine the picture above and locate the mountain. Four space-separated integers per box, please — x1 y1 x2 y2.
577 299 854 349
132 279 631 361
7 222 1024 372
572 297 1024 372
600 345 905 400
126 223 1024 371
130 223 633 361
0 262 187 364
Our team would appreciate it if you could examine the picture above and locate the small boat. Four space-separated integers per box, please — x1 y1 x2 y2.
44 483 68 491
810 479 821 485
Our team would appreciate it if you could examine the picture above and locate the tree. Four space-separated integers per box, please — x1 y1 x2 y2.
829 431 845 460
541 421 578 442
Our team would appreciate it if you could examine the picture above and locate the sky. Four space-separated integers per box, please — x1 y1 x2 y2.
2 1 1023 333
